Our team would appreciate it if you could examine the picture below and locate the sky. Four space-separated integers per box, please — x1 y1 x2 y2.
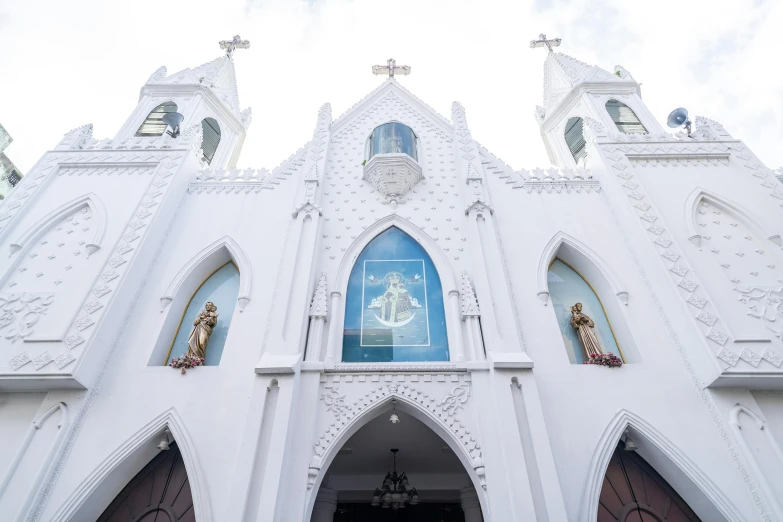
0 0 781 174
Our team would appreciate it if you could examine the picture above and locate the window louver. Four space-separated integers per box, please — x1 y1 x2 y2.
201 117 221 165
135 101 177 137
605 99 648 134
565 117 587 165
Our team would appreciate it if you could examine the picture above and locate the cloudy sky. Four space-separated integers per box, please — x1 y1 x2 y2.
1 0 780 174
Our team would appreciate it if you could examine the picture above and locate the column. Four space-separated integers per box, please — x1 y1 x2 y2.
449 290 466 361
460 487 483 522
324 291 342 365
311 488 338 522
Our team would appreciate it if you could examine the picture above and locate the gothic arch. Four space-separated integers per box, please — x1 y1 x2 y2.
331 215 460 363
0 402 69 520
581 410 742 522
537 232 626 304
161 235 251 311
684 188 779 248
50 408 212 522
336 215 457 294
9 193 107 256
304 392 489 520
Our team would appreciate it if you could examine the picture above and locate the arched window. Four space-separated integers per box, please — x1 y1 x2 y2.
548 259 623 364
598 442 701 521
366 122 418 161
605 99 648 135
135 101 178 137
343 227 448 362
564 117 587 165
164 262 239 366
97 442 194 521
200 117 221 165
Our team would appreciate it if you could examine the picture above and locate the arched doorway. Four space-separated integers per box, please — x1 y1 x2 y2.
312 408 484 522
598 442 701 521
97 442 194 522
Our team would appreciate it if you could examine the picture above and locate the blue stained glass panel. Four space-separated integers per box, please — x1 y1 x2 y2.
548 259 622 364
166 263 239 366
343 227 448 362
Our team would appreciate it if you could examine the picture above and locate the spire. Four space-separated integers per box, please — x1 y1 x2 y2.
541 52 629 115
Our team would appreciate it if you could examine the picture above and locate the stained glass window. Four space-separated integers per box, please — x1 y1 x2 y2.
135 102 178 137
367 123 418 161
343 227 449 362
165 263 239 366
548 259 623 364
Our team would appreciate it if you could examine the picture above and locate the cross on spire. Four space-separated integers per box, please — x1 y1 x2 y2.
372 58 411 78
530 33 562 53
219 35 250 57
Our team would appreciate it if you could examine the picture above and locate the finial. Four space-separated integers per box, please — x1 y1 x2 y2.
219 35 250 57
530 33 562 53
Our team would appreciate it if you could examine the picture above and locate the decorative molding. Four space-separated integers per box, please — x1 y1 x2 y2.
55 124 94 151
146 66 167 84
1 293 55 349
330 362 461 373
460 272 480 318
309 273 328 318
362 153 423 204
161 235 252 312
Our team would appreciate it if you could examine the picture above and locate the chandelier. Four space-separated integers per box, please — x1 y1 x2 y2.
371 448 419 510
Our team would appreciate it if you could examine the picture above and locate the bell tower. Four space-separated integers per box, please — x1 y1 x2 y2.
113 36 253 169
531 36 664 168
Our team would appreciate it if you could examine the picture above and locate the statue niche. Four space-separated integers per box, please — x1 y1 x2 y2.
187 301 218 359
570 302 602 358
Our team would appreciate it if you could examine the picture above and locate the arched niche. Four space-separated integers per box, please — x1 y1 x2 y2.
305 395 489 520
365 121 419 161
135 101 178 137
50 409 212 522
582 410 742 522
341 226 449 363
148 237 250 366
538 233 639 363
605 99 648 135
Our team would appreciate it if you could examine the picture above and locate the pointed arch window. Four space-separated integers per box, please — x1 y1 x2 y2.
343 227 449 362
606 99 648 135
548 259 624 364
565 117 587 165
97 442 194 522
164 262 239 366
366 122 418 161
598 442 701 521
200 117 221 165
135 101 178 137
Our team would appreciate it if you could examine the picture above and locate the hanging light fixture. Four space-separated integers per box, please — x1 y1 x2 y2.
371 448 419 510
389 399 400 424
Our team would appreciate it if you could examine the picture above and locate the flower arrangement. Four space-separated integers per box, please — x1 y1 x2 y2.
584 353 623 368
169 354 204 374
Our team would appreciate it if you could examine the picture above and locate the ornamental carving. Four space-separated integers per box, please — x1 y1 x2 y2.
363 154 423 204
0 293 55 342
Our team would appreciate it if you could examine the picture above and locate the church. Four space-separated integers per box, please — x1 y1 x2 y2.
0 33 782 522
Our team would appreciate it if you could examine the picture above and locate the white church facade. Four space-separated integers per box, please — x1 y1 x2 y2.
0 35 782 521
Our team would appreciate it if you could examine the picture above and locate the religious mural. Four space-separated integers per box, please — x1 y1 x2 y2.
343 227 448 362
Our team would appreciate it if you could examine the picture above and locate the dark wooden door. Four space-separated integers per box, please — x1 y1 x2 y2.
98 442 194 522
598 444 701 522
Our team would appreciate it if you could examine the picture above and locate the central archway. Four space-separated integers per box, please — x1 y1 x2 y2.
305 396 488 521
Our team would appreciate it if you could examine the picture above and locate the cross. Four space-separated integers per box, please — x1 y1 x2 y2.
529 33 561 53
219 35 250 57
372 58 411 78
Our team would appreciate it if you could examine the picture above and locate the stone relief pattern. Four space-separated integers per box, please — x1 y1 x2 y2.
598 141 775 520
55 157 180 370
28 188 186 522
0 154 60 238
322 90 465 264
311 373 485 489
5 205 95 370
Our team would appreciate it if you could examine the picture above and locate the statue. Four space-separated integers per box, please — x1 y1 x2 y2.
570 302 603 358
187 302 218 359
